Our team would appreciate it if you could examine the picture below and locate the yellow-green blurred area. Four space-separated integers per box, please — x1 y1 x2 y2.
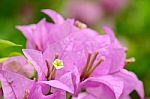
0 0 149 98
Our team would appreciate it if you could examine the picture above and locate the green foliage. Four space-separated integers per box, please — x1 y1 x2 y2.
0 39 23 58
115 0 150 96
0 0 149 97
0 39 22 49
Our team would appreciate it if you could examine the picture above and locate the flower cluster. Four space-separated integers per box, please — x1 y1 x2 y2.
0 9 144 99
66 0 128 26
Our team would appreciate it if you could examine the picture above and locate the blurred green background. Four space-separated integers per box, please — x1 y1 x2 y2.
0 0 149 98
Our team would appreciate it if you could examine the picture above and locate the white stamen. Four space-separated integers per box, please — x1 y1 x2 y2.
53 59 64 69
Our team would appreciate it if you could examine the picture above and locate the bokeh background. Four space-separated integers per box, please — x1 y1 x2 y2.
0 0 149 98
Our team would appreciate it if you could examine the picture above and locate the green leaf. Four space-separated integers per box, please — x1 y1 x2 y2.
0 39 22 50
8 52 23 56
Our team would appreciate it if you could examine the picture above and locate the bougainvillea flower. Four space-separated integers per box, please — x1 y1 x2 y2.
66 0 102 26
34 25 143 98
20 10 138 98
23 48 75 81
84 70 144 99
103 26 123 48
0 70 66 99
41 66 124 99
61 26 126 76
66 0 128 26
23 49 76 96
101 0 128 16
23 49 47 81
16 9 79 51
28 82 66 99
2 9 143 99
112 69 144 99
69 29 143 98
102 26 126 73
27 30 126 98
40 24 126 76
0 54 68 99
2 56 34 78
47 65 143 98
16 19 53 51
0 70 34 99
79 76 124 99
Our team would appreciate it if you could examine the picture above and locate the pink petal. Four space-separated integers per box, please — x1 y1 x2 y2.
103 26 122 48
103 26 115 40
42 9 64 24
72 92 97 99
113 69 144 99
23 49 47 80
135 81 144 99
28 84 66 99
0 70 34 99
68 1 101 26
39 80 74 94
39 72 76 94
81 76 124 99
16 24 36 41
33 19 51 51
2 56 34 78
16 24 38 50
59 72 75 93
17 19 52 51
108 48 126 73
